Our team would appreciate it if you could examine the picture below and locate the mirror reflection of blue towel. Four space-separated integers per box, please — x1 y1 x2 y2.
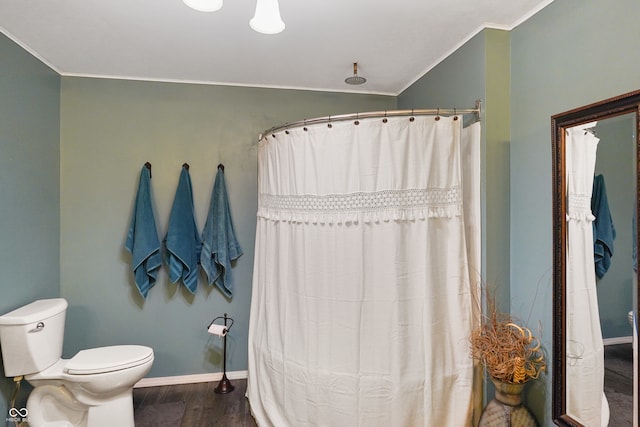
592 174 616 279
165 166 201 294
201 169 243 298
125 166 162 299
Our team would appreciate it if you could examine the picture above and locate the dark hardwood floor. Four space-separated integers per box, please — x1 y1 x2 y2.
132 346 631 427
133 378 258 427
604 343 633 427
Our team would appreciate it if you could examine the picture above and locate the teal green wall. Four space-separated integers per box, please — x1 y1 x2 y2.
397 31 486 289
59 77 396 378
399 27 512 419
510 0 640 425
0 33 60 419
401 0 640 424
398 30 485 109
399 29 511 314
4 0 640 424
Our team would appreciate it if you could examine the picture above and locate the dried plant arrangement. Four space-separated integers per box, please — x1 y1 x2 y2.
470 291 546 384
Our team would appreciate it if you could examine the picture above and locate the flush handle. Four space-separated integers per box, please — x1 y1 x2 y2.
29 322 45 333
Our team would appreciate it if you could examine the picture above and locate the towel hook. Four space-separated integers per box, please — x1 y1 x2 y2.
182 163 190 170
218 163 225 173
144 162 152 178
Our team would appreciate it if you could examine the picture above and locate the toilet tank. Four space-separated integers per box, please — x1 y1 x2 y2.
0 298 68 377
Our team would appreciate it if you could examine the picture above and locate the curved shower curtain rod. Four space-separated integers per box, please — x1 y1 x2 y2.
258 100 482 140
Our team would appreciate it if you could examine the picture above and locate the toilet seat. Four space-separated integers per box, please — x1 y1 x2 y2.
65 345 153 375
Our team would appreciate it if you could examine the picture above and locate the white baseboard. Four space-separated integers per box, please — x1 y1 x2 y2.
603 336 633 346
134 337 633 387
134 370 248 388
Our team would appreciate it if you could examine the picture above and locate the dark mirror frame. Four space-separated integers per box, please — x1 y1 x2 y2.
552 89 640 426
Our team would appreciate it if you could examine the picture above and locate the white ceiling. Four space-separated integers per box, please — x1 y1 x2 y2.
0 0 553 96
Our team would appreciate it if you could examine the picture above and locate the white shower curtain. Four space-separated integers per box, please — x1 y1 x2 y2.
247 115 481 427
565 125 605 427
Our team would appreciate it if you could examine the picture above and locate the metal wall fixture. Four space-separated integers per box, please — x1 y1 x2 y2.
183 0 285 35
259 100 482 140
345 62 367 85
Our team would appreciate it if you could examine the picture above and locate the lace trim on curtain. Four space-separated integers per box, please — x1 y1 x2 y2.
566 192 595 222
258 187 462 223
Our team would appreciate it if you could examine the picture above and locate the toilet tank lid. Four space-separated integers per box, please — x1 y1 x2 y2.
0 298 68 325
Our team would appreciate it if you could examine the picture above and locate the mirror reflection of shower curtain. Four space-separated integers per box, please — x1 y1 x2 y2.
565 126 605 426
247 116 481 426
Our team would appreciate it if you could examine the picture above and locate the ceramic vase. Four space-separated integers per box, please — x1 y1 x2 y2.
478 378 538 427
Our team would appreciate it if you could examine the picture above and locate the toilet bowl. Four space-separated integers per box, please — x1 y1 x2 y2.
26 345 154 427
0 298 154 427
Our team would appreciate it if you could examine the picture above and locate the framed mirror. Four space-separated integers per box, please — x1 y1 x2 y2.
552 90 640 426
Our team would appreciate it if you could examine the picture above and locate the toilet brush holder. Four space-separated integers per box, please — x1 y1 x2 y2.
207 313 234 394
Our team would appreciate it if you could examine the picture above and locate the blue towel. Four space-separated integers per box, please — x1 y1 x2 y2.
165 166 202 293
201 168 243 298
125 166 162 299
591 174 616 279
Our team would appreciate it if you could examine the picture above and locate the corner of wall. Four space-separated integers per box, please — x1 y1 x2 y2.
483 28 512 314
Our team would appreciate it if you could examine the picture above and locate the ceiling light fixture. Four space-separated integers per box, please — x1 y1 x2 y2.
182 0 223 12
183 0 285 35
345 62 367 85
250 0 286 35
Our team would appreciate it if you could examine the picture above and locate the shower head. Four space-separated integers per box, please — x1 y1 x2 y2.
345 62 367 85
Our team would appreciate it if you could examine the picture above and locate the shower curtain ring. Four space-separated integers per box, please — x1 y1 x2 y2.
436 108 441 121
303 119 308 132
410 109 415 122
328 116 332 128
354 113 360 125
454 108 459 121
383 110 387 123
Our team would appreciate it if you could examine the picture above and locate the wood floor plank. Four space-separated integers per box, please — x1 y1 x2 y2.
180 383 208 427
135 379 257 427
135 352 631 427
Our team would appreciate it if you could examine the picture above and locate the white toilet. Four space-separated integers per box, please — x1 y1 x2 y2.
0 298 154 427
